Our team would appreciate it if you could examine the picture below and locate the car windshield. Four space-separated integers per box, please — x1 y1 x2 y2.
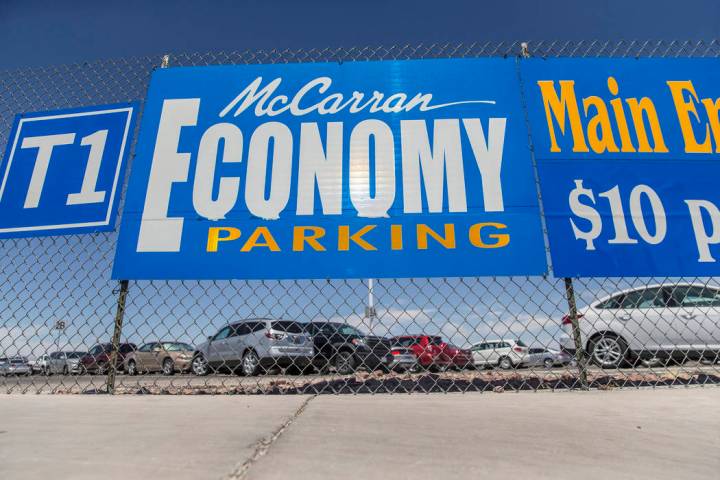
529 348 545 354
429 336 443 346
271 321 304 333
337 325 364 336
163 342 193 351
66 352 85 359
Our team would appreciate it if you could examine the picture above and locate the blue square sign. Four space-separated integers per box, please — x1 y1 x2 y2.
0 103 137 237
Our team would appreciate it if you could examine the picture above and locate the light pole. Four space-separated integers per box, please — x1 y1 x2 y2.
365 279 376 334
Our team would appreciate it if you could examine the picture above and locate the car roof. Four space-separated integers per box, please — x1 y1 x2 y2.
587 282 720 308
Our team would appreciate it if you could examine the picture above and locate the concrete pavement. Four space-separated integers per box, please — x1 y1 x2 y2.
0 389 718 480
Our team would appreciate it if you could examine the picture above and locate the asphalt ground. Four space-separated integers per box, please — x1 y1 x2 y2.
0 389 718 480
2 362 718 394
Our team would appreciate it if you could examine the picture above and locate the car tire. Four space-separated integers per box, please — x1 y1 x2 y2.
543 358 554 369
588 333 629 369
334 350 357 375
241 350 260 377
97 363 109 375
162 358 175 376
191 354 209 376
126 360 138 376
498 356 513 370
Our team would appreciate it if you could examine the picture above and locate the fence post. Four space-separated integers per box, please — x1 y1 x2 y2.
106 280 129 394
563 277 588 389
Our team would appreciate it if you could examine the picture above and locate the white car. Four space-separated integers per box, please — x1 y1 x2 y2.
471 339 529 369
559 283 720 368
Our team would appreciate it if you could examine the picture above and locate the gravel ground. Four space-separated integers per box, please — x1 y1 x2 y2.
2 363 719 394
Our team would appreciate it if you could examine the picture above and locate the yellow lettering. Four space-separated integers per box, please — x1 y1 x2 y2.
292 226 326 251
240 226 280 252
416 224 456 250
701 97 720 153
626 98 669 153
338 225 377 251
537 80 589 153
583 96 619 153
667 80 711 153
390 224 403 250
206 227 241 252
468 223 510 248
607 77 635 152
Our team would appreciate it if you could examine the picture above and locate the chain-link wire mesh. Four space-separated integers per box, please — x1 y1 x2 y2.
1 41 719 394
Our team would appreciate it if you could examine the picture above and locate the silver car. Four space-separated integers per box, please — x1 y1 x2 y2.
0 357 32 376
47 351 86 375
32 354 50 374
559 283 720 368
525 348 574 369
191 319 314 376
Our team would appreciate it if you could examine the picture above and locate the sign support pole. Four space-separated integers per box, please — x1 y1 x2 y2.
563 277 588 389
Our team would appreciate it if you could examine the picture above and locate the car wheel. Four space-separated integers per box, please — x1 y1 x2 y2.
498 356 513 370
162 359 175 376
543 358 555 369
97 363 109 375
191 355 209 376
498 357 513 370
242 350 260 376
126 360 137 376
589 334 629 369
334 351 356 374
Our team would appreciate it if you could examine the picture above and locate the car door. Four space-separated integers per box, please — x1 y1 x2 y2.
50 352 65 374
613 287 667 351
206 326 232 365
148 343 166 372
669 285 720 350
225 323 249 368
471 343 488 365
135 343 154 371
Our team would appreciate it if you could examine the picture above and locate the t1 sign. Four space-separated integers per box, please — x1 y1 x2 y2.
0 104 137 237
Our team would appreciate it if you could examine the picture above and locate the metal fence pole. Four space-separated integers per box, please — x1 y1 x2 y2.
563 277 588 389
106 279 129 394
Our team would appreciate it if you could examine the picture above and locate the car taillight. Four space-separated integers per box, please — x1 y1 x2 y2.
391 350 401 356
513 346 525 353
265 331 285 340
561 314 584 325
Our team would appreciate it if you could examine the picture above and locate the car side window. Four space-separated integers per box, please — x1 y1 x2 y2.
139 343 154 352
251 322 265 333
619 288 664 309
213 327 231 340
89 345 102 355
597 295 623 309
233 323 251 336
671 286 720 307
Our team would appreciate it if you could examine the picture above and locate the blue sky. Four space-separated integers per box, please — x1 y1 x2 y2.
2 0 719 69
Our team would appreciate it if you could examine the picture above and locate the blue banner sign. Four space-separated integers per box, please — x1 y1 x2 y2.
113 58 547 279
0 104 136 237
522 58 720 277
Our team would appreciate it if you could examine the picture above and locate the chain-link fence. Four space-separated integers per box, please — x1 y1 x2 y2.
1 41 719 394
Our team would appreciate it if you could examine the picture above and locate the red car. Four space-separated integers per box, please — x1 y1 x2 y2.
79 342 137 374
390 335 472 371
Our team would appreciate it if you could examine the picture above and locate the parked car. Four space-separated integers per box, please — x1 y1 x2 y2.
47 351 87 375
124 341 194 375
0 357 32 376
304 322 394 374
192 319 314 376
32 354 50 374
79 343 137 374
559 283 720 368
390 335 464 372
387 346 419 372
525 347 573 369
470 339 529 369
443 344 474 369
